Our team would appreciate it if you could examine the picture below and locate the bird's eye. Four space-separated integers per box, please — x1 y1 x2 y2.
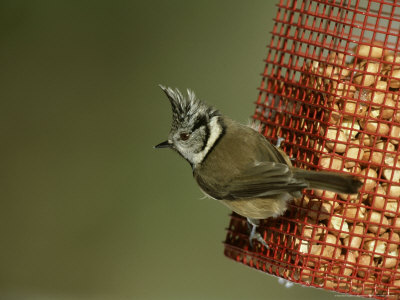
180 132 190 141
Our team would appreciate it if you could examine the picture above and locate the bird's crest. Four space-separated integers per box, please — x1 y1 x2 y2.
159 85 220 129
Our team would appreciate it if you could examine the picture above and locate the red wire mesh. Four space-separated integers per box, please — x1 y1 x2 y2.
223 1 400 298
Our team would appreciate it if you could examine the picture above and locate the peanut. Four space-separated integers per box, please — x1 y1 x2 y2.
383 161 400 182
353 62 379 86
392 217 400 233
389 124 400 145
360 168 378 192
319 155 345 171
368 185 399 218
379 250 398 269
313 189 337 201
366 211 389 235
359 119 390 136
359 133 379 147
324 127 347 153
363 238 387 257
384 53 400 64
341 100 367 117
298 220 326 240
356 43 384 59
308 200 332 221
387 231 400 252
341 119 360 139
344 140 364 168
331 252 356 276
328 215 350 238
383 183 400 199
357 254 374 277
388 68 400 89
323 102 341 125
343 223 365 248
369 81 388 106
361 141 395 167
338 205 366 222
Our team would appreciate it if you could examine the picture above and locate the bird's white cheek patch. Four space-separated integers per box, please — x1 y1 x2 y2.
190 116 222 166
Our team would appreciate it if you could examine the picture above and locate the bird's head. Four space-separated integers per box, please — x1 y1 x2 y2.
155 85 223 166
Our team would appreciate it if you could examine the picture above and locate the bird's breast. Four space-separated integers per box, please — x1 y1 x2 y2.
220 195 292 220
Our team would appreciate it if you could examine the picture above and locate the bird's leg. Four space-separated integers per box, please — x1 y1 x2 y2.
247 218 269 249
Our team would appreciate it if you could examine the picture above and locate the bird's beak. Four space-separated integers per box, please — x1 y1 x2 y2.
154 140 173 149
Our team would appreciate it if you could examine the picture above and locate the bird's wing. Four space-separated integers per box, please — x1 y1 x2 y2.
224 161 308 199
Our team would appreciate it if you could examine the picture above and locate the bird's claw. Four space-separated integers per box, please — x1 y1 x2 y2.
247 218 269 249
275 137 285 148
249 231 270 249
278 278 294 288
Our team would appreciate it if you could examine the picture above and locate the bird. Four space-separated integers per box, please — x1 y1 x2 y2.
155 85 362 248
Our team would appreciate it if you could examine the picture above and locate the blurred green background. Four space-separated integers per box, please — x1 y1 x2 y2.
0 1 355 299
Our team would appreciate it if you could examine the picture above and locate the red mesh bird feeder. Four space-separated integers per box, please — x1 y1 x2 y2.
224 1 400 298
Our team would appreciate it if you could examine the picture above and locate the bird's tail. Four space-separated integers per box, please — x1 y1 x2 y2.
292 168 362 194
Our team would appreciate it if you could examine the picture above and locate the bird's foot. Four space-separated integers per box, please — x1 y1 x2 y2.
247 218 269 249
278 278 294 288
275 137 285 148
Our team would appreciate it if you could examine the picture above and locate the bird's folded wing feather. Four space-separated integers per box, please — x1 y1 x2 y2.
225 161 308 199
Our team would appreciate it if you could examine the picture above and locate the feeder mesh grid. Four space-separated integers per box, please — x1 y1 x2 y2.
223 0 400 298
